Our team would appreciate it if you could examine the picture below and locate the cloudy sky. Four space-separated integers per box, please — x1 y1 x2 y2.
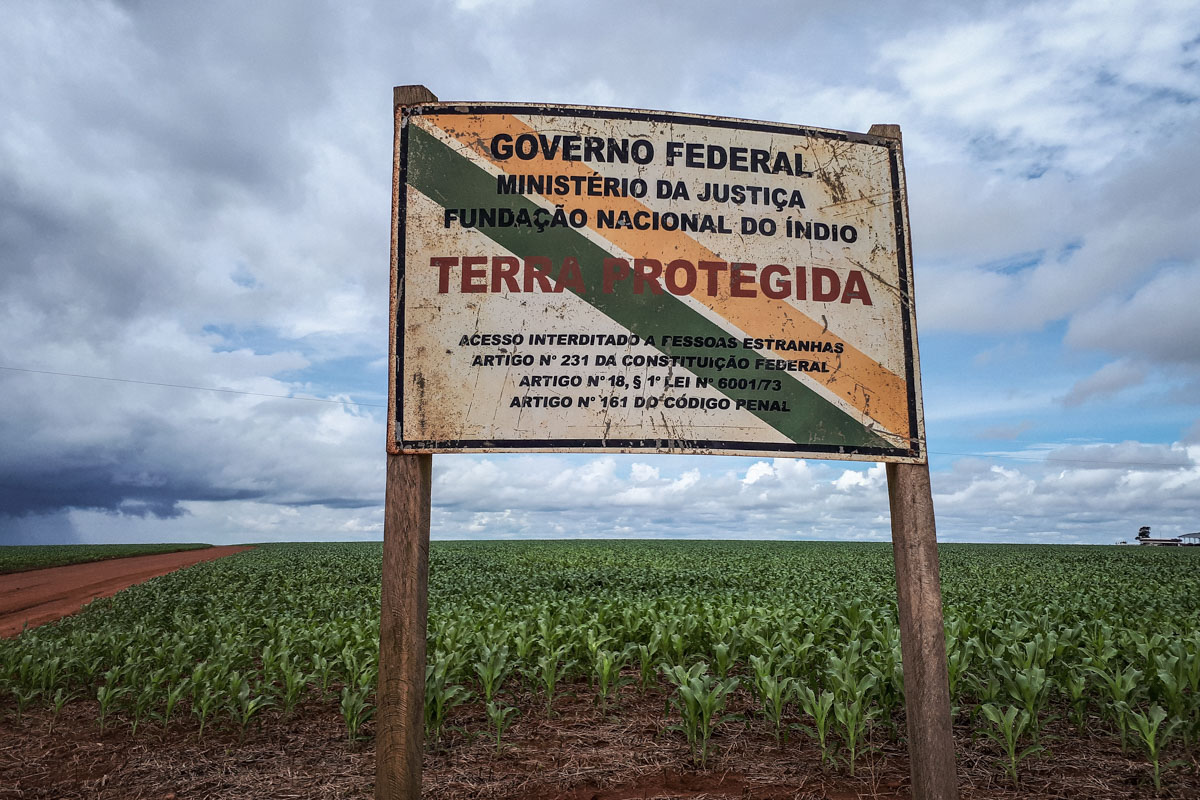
2 0 1198 546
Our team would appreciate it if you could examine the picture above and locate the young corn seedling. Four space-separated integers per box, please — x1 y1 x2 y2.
157 679 190 726
712 640 739 680
11 685 39 724
190 664 221 738
47 687 77 735
593 647 634 710
1124 703 1180 794
797 685 836 766
312 654 335 695
537 644 575 715
664 663 739 768
486 700 520 753
1060 668 1089 730
636 632 663 691
828 644 878 776
279 656 311 716
233 678 274 742
473 643 513 704
96 667 130 733
1003 665 1051 741
945 635 976 714
666 632 687 666
867 643 905 731
536 613 563 655
831 674 877 777
512 623 538 671
130 677 162 736
582 628 614 678
980 703 1042 788
340 684 375 743
1089 663 1143 752
752 671 795 744
35 656 63 697
1157 646 1200 751
1152 656 1190 739
425 661 470 744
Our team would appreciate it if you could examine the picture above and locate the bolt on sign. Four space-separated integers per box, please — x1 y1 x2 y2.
393 104 925 462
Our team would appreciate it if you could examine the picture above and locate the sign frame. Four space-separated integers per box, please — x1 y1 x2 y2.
390 102 926 464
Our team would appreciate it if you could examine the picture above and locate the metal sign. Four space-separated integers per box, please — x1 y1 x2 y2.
392 104 925 462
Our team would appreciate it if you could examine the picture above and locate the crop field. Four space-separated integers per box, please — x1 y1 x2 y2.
0 542 211 574
2 540 1200 799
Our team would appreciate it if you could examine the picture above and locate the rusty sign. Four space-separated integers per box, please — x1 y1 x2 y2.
391 104 925 462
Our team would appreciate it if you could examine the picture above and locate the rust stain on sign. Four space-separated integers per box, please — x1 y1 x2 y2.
389 103 925 463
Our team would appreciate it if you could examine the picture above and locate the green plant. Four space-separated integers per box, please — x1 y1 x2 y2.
190 668 220 738
486 700 519 752
748 660 795 744
1089 663 1143 752
797 686 836 766
636 633 662 690
979 703 1042 788
158 679 190 726
1003 665 1052 741
593 647 633 710
828 645 878 776
537 644 575 714
425 661 470 744
832 676 876 776
1124 704 1179 793
47 687 76 734
663 663 739 767
473 643 513 704
340 685 375 742
96 666 131 733
231 675 274 742
279 658 310 716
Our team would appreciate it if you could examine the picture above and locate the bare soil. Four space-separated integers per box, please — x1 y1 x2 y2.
0 546 253 638
2 682 1197 800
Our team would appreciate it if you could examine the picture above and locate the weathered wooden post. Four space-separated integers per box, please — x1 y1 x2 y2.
888 462 959 799
378 84 437 800
869 122 959 800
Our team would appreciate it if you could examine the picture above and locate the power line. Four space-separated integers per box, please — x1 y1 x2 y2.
928 450 1193 469
0 365 386 409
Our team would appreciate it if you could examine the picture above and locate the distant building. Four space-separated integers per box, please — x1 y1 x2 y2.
1134 525 1199 546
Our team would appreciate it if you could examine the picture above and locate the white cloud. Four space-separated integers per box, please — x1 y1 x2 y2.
1066 264 1200 365
3 0 1198 548
885 0 1200 175
1061 359 1149 406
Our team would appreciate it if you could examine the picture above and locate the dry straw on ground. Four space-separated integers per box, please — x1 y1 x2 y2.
3 679 1197 799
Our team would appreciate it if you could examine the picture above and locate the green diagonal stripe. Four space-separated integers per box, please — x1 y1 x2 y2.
405 122 888 450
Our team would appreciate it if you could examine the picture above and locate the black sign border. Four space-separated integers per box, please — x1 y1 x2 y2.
394 103 923 462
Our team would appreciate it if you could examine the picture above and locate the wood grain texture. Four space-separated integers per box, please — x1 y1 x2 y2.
379 83 437 800
394 85 437 107
387 85 437 455
376 452 432 799
887 461 960 800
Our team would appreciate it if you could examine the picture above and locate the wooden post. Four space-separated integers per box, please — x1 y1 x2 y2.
377 452 431 799
865 121 958 799
378 84 437 800
887 462 959 800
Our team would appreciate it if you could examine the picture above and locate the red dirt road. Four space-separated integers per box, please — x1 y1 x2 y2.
0 545 253 637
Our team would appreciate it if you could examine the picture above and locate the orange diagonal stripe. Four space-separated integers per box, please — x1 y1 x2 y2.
424 113 910 440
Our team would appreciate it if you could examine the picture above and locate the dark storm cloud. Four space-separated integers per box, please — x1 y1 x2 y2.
0 462 264 519
0 1 391 524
